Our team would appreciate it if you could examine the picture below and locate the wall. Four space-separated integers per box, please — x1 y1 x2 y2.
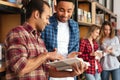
114 0 120 29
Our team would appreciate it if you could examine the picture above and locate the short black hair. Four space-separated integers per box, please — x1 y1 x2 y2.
22 0 50 19
56 0 75 5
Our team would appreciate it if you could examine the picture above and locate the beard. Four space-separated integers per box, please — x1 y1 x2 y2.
36 23 46 32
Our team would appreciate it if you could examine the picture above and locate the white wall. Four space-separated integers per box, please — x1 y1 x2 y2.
114 0 120 29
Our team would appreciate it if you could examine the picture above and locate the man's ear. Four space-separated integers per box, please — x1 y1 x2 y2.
34 10 40 19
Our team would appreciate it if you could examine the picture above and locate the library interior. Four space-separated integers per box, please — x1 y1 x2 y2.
0 0 120 80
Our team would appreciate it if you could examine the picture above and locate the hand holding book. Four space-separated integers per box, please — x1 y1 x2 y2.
46 58 90 71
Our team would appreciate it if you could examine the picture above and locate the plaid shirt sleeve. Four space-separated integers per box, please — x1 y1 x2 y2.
68 20 80 53
79 39 90 61
71 23 79 52
5 29 28 74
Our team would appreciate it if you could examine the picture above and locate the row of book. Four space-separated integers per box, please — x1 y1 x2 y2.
78 8 92 23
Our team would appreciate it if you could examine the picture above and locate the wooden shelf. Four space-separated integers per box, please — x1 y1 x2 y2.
95 2 116 18
0 1 22 8
0 1 22 14
92 2 117 25
78 0 117 38
79 21 101 27
78 0 92 3
78 21 93 26
0 62 5 73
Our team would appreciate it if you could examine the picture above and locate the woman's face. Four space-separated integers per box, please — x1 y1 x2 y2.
104 25 111 37
91 29 100 39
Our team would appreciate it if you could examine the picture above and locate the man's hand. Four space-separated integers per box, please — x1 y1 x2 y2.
47 48 65 61
67 52 82 58
70 62 88 77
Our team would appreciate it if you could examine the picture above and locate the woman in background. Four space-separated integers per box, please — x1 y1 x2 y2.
99 21 120 80
79 25 102 80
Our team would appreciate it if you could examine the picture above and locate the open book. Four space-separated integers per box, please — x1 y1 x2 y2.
46 58 90 71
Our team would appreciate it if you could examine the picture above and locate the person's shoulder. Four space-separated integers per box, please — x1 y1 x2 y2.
69 19 78 28
46 15 57 25
6 25 24 38
80 38 88 42
114 36 118 39
44 15 57 30
111 36 118 40
80 38 88 45
113 36 119 41
49 14 57 23
69 19 78 24
10 25 24 33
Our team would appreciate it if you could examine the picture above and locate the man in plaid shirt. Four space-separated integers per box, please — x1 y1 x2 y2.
4 0 87 80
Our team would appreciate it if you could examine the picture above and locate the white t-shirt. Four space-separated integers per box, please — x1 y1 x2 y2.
50 21 74 80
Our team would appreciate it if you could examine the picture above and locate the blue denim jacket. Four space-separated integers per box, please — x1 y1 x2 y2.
41 13 79 53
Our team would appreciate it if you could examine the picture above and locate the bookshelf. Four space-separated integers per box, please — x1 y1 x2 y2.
0 62 5 73
0 1 21 8
0 1 22 76
0 1 22 43
77 0 117 38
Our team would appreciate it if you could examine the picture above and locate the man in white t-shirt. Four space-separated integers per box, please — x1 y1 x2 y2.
42 0 80 80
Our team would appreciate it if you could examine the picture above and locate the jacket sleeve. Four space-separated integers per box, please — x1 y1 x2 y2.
72 23 79 52
111 36 120 56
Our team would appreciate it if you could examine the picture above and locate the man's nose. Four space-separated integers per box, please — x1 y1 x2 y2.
47 21 50 25
64 12 68 17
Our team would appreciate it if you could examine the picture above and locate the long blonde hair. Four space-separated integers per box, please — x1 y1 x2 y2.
99 21 115 44
85 25 101 40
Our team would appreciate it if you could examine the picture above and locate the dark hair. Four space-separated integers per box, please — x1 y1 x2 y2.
22 0 50 19
56 0 75 5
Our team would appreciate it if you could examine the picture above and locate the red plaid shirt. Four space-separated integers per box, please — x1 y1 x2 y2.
78 39 102 74
5 23 49 80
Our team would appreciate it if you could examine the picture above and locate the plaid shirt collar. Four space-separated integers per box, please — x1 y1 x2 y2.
49 13 77 34
23 22 41 37
42 13 79 53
